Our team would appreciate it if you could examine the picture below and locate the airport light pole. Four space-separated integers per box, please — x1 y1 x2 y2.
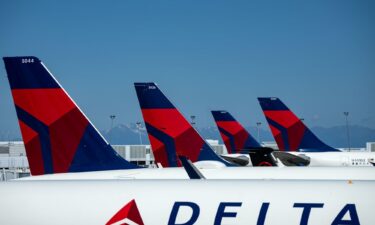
110 115 116 130
343 112 351 151
109 115 116 143
256 122 262 143
136 122 143 145
7 131 11 146
190 115 196 128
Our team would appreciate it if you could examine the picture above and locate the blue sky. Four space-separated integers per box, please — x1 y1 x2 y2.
0 1 374 139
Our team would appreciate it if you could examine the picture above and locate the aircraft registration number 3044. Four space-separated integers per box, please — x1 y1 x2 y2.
21 58 35 63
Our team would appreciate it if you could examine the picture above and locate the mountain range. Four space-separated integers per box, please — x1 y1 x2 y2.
102 123 375 148
2 122 373 148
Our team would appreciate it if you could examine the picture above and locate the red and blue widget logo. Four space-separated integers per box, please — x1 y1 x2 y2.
106 199 144 225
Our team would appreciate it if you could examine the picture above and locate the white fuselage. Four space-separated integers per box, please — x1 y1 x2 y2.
0 179 373 225
290 152 375 167
16 165 375 181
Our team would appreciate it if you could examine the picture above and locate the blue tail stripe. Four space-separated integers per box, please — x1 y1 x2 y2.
217 127 236 152
144 122 179 167
265 117 291 151
15 106 54 173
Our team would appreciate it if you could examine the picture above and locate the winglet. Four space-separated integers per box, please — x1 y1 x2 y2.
369 158 375 167
178 156 206 179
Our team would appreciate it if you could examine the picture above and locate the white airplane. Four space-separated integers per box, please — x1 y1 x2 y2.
15 166 375 181
3 56 375 183
0 179 373 224
2 56 375 224
258 97 375 167
294 151 375 167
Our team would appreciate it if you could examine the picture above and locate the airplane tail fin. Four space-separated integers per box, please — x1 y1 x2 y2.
211 110 261 153
3 56 139 175
134 82 232 167
257 97 339 152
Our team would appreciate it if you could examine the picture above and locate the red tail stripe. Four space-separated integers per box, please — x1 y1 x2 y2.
264 111 300 128
49 108 89 173
216 121 244 134
12 89 76 125
141 109 190 138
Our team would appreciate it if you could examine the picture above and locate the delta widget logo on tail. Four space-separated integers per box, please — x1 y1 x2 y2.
106 199 144 225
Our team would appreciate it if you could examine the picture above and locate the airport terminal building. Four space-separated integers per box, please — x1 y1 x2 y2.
1 141 374 181
0 140 228 181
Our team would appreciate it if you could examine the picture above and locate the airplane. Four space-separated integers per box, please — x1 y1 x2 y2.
211 110 309 166
16 165 375 180
258 97 375 167
3 56 375 182
134 82 238 167
0 179 373 224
